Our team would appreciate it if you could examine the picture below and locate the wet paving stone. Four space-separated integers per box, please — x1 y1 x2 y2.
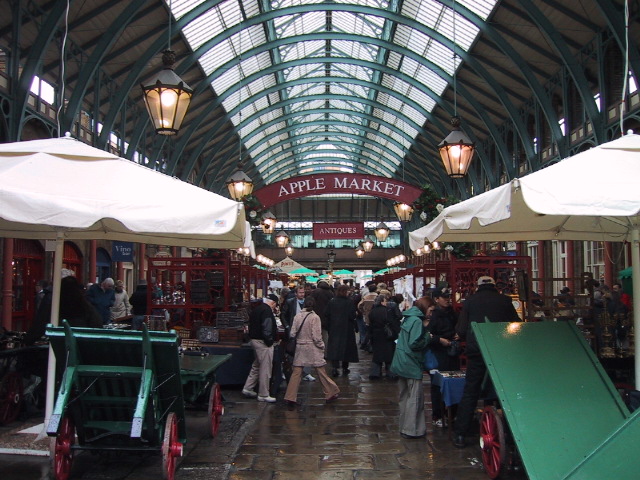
0 352 529 480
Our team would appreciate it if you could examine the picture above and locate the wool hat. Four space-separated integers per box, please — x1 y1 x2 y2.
265 294 279 304
477 276 496 286
432 287 450 298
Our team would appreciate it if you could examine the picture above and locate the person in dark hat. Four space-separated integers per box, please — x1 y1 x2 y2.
452 276 520 448
427 287 458 427
242 294 280 403
311 280 334 343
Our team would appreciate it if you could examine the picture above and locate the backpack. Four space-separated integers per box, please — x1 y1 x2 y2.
358 293 377 324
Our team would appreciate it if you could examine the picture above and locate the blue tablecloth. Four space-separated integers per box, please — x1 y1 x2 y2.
432 371 466 407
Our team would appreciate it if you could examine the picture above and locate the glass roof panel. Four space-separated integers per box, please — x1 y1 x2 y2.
331 11 384 38
169 0 499 185
168 0 208 20
279 40 325 63
332 40 379 63
275 12 326 38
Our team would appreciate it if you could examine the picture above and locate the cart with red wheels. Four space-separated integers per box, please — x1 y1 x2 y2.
45 322 194 480
179 353 231 437
473 321 640 479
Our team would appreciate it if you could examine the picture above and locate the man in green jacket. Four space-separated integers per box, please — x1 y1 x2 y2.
390 297 434 438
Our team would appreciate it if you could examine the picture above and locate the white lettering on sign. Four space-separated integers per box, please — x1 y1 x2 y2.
279 177 325 197
115 245 132 254
277 175 406 198
319 227 357 235
333 176 405 196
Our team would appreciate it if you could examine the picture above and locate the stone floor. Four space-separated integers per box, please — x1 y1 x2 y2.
0 351 528 479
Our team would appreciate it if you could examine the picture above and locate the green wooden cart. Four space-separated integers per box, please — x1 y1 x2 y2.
473 320 640 479
45 322 230 480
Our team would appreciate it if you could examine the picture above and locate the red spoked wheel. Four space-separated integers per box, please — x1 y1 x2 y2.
0 372 24 425
52 415 75 480
480 406 507 479
208 383 224 437
162 412 183 480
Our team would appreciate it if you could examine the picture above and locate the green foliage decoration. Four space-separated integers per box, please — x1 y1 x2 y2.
241 194 265 226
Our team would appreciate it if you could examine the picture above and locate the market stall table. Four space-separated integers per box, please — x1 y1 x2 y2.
431 370 465 436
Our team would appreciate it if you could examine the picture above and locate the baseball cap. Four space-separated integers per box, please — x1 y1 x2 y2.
265 294 279 304
477 276 495 286
432 287 450 298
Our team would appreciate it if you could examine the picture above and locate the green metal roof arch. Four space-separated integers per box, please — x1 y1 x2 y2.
60 1 148 135
193 72 448 188
519 0 605 144
208 131 433 186
11 1 69 140
258 142 398 180
204 118 408 190
239 106 414 166
167 6 507 183
261 133 437 186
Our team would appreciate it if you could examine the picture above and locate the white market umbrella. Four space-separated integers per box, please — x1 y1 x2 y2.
273 256 310 274
409 133 640 384
0 135 247 432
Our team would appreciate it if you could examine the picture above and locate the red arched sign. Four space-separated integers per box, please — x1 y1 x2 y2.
253 173 422 208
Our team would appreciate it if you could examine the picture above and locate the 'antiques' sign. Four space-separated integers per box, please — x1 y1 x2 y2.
253 173 422 208
313 223 364 240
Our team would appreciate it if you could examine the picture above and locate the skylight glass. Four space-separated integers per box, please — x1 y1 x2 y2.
166 0 499 185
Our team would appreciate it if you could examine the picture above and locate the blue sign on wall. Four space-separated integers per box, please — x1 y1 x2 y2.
112 242 134 262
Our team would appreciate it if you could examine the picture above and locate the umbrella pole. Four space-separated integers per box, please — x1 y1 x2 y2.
632 226 640 388
41 232 64 438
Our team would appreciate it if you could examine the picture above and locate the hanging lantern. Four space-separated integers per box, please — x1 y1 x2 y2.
394 203 414 222
275 230 290 247
362 236 375 252
438 116 475 178
355 245 365 258
141 50 193 135
225 168 254 201
260 210 277 234
284 245 295 256
374 222 390 242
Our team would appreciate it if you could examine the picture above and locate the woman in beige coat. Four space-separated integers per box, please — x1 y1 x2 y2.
284 297 340 408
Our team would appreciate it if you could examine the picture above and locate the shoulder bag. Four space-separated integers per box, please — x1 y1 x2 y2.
285 312 311 356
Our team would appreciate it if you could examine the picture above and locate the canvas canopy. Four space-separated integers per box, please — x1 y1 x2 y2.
409 133 640 384
0 135 248 431
0 136 246 248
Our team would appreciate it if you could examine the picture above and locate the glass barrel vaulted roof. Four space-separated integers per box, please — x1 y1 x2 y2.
168 0 498 186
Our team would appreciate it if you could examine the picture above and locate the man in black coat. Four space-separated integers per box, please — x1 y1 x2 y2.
453 276 520 448
311 281 334 340
129 280 148 330
242 294 279 402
